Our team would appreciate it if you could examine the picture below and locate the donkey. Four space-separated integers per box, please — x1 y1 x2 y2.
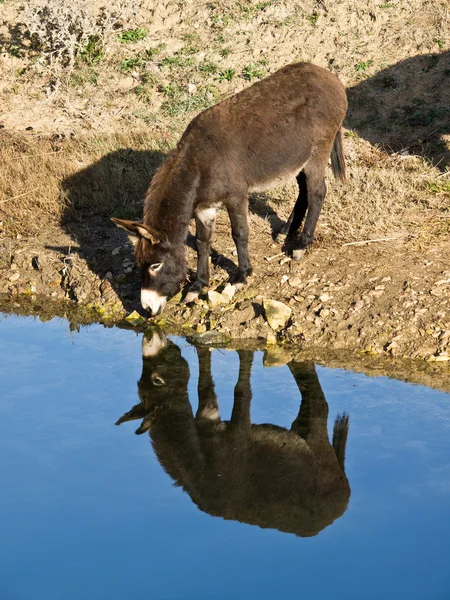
111 62 347 315
116 333 351 537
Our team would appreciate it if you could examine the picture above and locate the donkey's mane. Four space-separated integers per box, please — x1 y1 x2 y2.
143 149 179 223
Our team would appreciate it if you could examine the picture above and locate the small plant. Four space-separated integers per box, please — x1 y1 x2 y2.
70 68 99 87
218 68 236 81
199 62 218 75
434 38 445 49
355 59 373 72
161 86 218 117
428 182 450 194
159 82 183 100
241 64 265 81
134 84 152 103
79 35 104 65
140 71 158 85
219 47 231 58
307 12 319 26
159 54 195 69
256 1 271 9
21 2 136 67
8 44 24 58
132 110 157 124
118 27 148 44
119 57 143 73
145 44 166 60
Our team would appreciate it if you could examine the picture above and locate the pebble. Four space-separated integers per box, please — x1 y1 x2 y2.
319 292 331 302
112 246 121 256
9 272 20 282
288 277 302 288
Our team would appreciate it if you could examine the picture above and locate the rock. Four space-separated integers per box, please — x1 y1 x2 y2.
125 310 145 326
263 299 292 330
280 275 289 285
319 292 331 302
112 246 121 255
234 301 256 324
288 276 302 288
208 290 228 307
353 300 364 311
9 272 20 282
222 284 236 301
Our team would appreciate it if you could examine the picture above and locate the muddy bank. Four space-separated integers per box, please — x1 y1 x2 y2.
1 211 450 367
2 289 450 396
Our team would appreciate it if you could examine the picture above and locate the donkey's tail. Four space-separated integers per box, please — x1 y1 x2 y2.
331 127 346 182
332 412 349 471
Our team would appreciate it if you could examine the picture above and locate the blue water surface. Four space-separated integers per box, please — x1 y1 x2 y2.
0 314 449 600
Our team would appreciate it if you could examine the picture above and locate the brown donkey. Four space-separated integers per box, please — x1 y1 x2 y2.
116 333 351 537
112 62 347 315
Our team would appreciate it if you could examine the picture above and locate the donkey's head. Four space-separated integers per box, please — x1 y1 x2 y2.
111 218 187 315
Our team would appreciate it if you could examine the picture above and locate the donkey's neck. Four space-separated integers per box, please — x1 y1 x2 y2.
143 150 197 245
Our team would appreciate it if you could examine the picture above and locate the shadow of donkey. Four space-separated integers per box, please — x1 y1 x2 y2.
346 50 450 169
116 333 351 537
59 147 166 310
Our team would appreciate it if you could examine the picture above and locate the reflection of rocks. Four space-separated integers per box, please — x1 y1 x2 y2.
116 333 351 537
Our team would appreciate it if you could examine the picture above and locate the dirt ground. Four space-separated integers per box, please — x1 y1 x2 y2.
0 0 449 371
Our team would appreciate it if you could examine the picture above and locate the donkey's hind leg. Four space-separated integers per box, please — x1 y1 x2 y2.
276 171 308 242
292 155 328 260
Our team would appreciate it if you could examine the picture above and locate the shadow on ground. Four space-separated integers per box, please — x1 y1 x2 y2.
346 50 450 169
59 148 166 311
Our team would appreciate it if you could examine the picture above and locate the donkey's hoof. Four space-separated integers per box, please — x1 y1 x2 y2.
292 248 306 261
275 231 288 243
184 290 200 304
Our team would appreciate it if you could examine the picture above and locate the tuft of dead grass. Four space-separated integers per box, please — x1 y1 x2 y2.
0 131 172 237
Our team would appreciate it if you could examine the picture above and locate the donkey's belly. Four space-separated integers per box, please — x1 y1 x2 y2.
248 164 305 193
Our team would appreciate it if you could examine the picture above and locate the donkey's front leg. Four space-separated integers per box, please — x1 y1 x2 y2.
227 201 253 287
185 207 216 303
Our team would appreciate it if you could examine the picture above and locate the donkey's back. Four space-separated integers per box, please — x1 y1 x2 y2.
181 62 347 193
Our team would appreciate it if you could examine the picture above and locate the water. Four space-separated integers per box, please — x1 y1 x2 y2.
1 315 450 600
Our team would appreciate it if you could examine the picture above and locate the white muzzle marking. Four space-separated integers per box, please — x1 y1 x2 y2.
141 289 167 316
142 331 167 357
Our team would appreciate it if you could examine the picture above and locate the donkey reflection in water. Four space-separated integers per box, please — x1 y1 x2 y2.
116 333 350 537
111 62 347 315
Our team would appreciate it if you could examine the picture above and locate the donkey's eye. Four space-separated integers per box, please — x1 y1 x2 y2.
151 373 165 387
150 262 163 272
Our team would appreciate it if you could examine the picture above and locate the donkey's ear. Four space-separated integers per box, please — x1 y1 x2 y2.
111 218 163 245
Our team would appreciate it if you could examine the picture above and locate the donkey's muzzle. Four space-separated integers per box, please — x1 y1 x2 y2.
140 289 167 316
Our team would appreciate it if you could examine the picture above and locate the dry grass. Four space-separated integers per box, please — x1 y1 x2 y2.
0 129 448 245
0 131 172 237
0 0 449 243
